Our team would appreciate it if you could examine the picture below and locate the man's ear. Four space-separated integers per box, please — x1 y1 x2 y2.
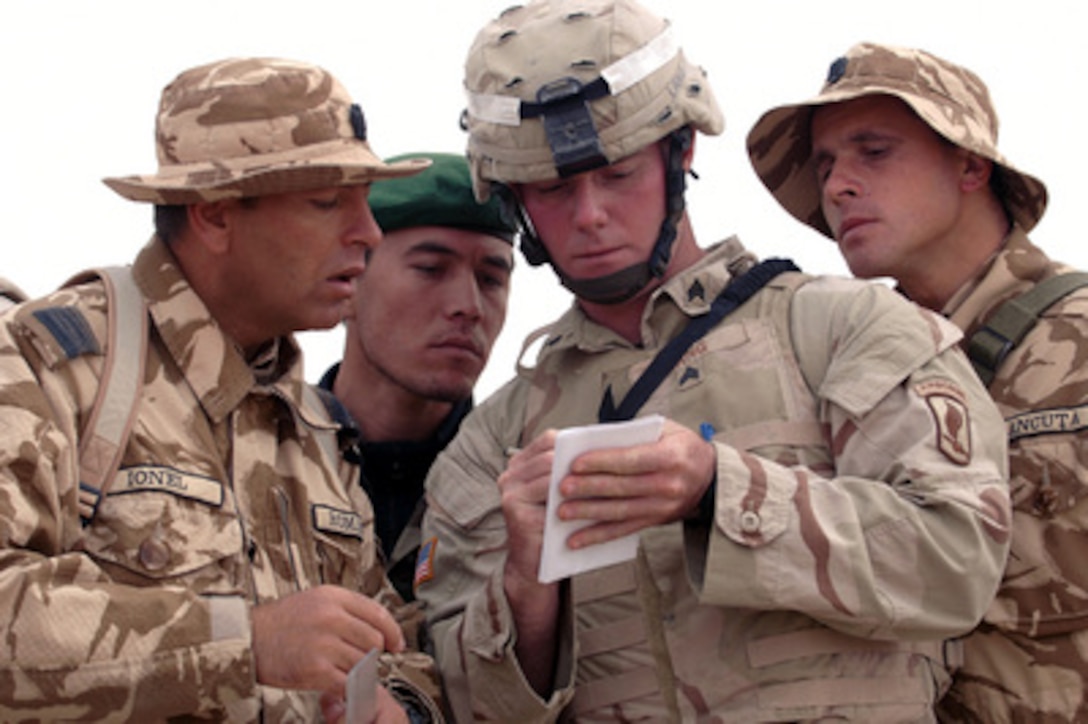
186 200 236 254
961 152 993 194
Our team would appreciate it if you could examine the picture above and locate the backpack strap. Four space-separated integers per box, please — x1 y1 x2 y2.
75 266 149 525
967 272 1088 387
303 383 356 467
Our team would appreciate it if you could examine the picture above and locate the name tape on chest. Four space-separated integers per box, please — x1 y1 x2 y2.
1008 404 1088 442
110 465 224 506
312 504 365 540
108 466 366 539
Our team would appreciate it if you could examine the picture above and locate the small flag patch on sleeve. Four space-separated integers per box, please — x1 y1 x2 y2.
414 536 438 590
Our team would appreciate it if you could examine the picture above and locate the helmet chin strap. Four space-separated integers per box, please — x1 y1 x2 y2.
502 126 695 306
557 261 655 305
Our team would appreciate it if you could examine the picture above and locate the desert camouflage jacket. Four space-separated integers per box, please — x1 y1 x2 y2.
937 228 1088 723
0 237 421 721
418 238 1011 722
0 275 26 311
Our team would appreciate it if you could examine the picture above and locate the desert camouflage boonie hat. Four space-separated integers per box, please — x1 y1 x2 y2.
746 42 1048 236
104 57 429 204
462 0 724 201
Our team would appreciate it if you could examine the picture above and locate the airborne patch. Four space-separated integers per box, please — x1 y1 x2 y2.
415 536 438 589
916 380 972 466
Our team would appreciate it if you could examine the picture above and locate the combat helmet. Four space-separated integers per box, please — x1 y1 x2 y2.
461 0 723 303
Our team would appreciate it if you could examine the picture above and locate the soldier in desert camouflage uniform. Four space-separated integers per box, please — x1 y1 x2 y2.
414 2 1011 721
0 57 443 722
0 275 26 311
748 42 1088 723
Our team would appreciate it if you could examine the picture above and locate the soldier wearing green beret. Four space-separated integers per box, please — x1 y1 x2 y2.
319 152 516 603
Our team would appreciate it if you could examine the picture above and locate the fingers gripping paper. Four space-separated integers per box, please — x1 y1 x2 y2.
537 415 664 584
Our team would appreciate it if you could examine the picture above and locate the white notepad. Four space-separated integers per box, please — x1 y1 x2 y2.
345 649 378 724
537 415 664 584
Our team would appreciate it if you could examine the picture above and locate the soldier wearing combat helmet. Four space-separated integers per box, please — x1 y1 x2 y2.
749 42 1088 722
416 2 1012 720
0 57 442 722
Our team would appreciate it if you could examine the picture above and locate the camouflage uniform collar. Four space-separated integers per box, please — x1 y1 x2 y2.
533 236 759 358
0 276 27 306
651 237 759 318
942 226 1053 334
131 237 304 422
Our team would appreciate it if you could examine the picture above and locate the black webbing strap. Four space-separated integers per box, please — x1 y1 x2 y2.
598 258 800 423
967 271 1088 387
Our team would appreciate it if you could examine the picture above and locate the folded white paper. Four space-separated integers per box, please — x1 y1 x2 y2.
345 649 378 724
537 414 665 584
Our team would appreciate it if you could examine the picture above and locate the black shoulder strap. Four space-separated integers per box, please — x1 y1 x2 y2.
967 271 1088 387
599 258 800 423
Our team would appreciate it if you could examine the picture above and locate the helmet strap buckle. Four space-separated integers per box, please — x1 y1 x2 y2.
534 77 609 177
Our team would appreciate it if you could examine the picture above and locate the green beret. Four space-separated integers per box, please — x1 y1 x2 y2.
368 152 516 243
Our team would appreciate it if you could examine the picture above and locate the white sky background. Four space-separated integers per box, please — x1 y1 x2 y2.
1 1 1082 399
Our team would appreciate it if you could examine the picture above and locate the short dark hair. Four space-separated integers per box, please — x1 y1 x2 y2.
154 198 264 244
990 167 1015 227
154 205 188 244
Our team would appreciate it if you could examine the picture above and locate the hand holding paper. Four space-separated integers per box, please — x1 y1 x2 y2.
537 414 665 583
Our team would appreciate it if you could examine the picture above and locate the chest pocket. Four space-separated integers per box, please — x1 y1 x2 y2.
310 499 378 595
658 318 788 424
654 317 832 478
81 465 242 589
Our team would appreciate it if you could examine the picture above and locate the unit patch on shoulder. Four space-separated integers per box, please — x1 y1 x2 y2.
414 536 438 590
915 380 971 466
32 307 100 359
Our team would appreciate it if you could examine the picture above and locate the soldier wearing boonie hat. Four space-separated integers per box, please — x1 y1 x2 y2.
319 151 515 604
103 57 428 204
746 42 1046 239
414 4 1012 721
750 43 1088 722
0 57 445 722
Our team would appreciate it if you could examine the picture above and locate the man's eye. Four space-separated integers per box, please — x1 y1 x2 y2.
529 178 570 196
311 197 339 210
